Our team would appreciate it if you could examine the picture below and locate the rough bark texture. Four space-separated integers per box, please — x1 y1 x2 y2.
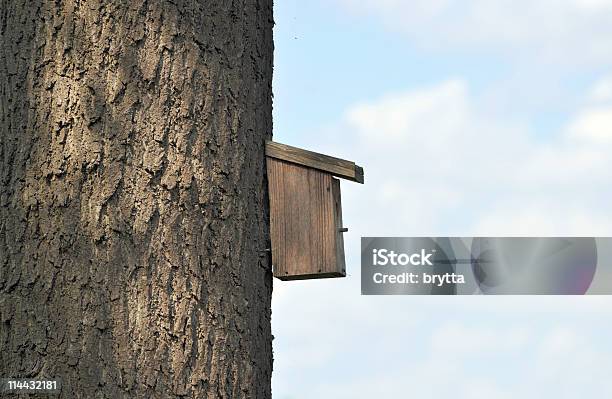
0 1 274 397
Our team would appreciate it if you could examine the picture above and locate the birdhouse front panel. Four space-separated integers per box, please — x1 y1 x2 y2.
267 158 346 280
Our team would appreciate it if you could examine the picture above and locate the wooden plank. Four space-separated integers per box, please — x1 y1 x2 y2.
267 158 345 280
266 141 364 184
332 178 346 277
355 165 364 184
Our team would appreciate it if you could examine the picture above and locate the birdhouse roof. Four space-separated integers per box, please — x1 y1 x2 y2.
265 141 364 184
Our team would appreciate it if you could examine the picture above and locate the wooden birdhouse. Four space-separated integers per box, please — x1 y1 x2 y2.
265 141 364 280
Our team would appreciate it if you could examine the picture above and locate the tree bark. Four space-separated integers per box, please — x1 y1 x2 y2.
0 1 273 397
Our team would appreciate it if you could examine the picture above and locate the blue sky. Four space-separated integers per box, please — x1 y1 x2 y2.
271 1 612 398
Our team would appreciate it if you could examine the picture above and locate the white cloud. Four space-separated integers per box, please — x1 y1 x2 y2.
275 312 612 398
335 0 612 66
537 326 581 358
346 80 469 147
474 203 612 235
334 79 612 235
273 2 612 397
273 78 612 398
567 105 612 144
430 322 530 357
573 0 612 9
588 75 612 102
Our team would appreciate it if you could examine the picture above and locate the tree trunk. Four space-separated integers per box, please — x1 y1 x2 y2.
0 1 273 397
